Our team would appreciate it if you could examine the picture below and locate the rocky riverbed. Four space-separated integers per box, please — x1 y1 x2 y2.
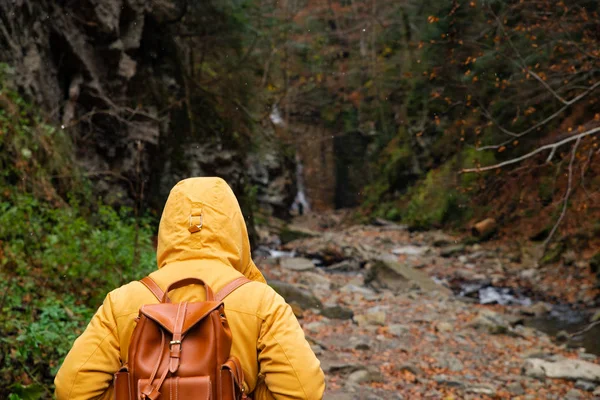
254 212 600 399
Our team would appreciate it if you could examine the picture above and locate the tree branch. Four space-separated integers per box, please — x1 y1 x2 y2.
462 127 600 173
477 80 600 151
542 137 580 252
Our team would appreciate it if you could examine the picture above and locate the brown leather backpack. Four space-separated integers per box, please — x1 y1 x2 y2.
114 276 251 400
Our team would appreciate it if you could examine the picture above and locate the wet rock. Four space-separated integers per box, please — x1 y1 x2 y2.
574 380 596 391
467 309 510 334
365 260 451 296
440 244 466 257
591 310 600 322
506 381 525 396
321 305 354 320
269 280 323 309
522 358 600 382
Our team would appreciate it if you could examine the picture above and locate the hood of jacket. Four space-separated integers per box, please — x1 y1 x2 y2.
156 177 265 283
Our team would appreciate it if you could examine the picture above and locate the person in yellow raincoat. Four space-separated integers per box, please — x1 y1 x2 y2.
54 177 325 399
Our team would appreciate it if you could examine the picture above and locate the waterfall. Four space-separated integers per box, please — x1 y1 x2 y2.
291 154 310 215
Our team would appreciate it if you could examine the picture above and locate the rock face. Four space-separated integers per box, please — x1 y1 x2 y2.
0 0 294 213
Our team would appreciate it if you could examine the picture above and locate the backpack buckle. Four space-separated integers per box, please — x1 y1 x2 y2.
169 340 182 349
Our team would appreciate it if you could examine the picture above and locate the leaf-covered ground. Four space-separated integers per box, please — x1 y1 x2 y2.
256 213 600 399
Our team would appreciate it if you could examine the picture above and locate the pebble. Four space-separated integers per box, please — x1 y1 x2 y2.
574 380 596 391
388 324 409 337
506 381 525 395
436 322 453 332
565 389 582 399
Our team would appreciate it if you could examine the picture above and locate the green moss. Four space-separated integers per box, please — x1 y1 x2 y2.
540 242 566 266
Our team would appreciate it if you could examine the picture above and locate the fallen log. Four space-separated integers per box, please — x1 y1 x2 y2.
472 218 497 239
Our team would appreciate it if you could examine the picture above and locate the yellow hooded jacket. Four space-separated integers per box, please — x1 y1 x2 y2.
54 177 325 399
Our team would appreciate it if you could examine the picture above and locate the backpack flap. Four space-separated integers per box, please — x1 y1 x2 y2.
139 301 223 336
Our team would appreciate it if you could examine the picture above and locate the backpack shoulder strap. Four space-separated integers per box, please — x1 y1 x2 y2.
140 276 165 301
215 277 252 303
140 275 252 303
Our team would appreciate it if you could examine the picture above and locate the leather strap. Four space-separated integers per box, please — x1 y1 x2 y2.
169 302 187 373
164 278 215 302
139 276 252 303
140 277 165 301
215 277 252 302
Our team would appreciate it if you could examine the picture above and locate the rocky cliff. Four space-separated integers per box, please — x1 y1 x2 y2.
0 0 294 214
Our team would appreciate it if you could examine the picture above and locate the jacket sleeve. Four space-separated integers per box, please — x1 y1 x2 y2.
54 292 120 399
256 288 325 400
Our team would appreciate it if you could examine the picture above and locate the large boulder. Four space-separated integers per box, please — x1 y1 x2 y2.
268 280 323 310
522 358 600 383
364 260 452 296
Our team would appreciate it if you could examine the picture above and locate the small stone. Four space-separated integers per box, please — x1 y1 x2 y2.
574 380 596 391
304 321 324 333
388 324 409 337
465 384 497 396
436 322 453 332
594 386 600 396
565 389 582 399
520 302 552 317
346 368 383 386
280 257 315 271
396 363 422 376
467 309 509 334
354 342 370 351
591 310 600 323
310 344 323 355
321 305 354 320
556 330 570 341
440 244 466 257
520 268 538 280
354 311 386 326
563 250 577 266
433 374 464 388
506 381 525 395
580 353 598 362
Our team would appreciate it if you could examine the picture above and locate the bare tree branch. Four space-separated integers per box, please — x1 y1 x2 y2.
462 126 600 173
477 80 600 150
542 137 581 251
